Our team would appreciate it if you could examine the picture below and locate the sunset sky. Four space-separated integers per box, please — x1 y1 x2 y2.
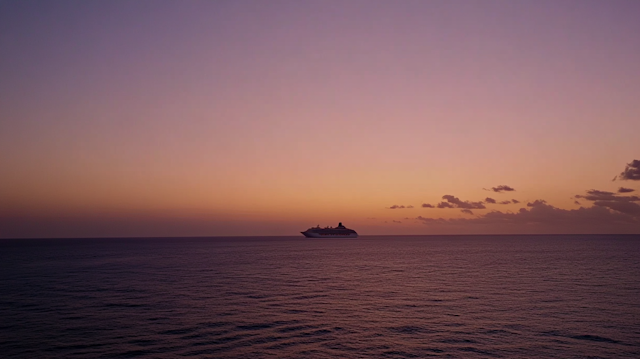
1 0 639 238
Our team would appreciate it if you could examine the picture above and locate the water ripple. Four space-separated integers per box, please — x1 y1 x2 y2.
1 235 639 358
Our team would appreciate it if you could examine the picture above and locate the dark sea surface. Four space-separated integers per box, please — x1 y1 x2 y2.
1 235 640 358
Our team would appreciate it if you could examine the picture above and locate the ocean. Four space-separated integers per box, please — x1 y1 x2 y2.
1 235 639 358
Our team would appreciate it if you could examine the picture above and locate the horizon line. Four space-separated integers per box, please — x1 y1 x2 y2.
2 233 639 240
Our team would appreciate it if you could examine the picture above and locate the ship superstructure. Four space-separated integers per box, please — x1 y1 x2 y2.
301 222 358 238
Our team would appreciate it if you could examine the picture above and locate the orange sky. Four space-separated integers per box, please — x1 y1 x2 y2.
1 1 639 237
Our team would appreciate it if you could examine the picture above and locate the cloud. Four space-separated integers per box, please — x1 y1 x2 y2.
439 195 486 209
485 197 496 204
593 201 640 215
498 200 511 205
486 185 515 193
437 202 455 209
619 187 635 193
460 209 474 215
527 200 547 207
388 205 415 209
575 189 640 202
573 189 640 215
422 203 434 208
616 160 640 181
574 200 581 205
512 199 520 204
412 202 640 231
392 220 402 223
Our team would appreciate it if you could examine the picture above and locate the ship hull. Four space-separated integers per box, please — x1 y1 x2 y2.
301 231 358 238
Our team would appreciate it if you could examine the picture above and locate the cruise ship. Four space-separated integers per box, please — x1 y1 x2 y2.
301 222 358 238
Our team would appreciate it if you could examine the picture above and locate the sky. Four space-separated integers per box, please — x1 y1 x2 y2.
1 0 639 238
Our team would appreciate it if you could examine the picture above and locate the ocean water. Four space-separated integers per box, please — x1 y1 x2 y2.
1 235 639 358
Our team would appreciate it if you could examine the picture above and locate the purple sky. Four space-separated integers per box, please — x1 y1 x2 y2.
1 1 639 237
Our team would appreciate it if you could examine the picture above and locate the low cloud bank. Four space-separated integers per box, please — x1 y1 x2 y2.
527 200 547 207
575 189 639 202
391 160 640 232
413 201 639 227
574 189 640 215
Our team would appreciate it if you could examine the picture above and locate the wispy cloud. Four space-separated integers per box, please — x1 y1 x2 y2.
422 203 434 208
388 205 413 209
485 185 515 193
485 197 496 204
512 199 520 204
619 187 635 193
498 200 511 205
460 209 474 215
575 189 639 202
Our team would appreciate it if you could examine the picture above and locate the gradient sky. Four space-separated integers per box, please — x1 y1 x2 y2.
1 0 639 238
